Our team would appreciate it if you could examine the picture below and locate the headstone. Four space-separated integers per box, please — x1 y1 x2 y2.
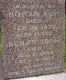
1 0 65 79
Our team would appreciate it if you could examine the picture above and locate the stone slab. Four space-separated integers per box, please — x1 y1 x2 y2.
11 73 66 80
1 0 65 79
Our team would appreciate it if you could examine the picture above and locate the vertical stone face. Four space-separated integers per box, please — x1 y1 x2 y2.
1 0 65 79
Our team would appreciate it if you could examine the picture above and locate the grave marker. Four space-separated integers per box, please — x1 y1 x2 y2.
1 0 65 79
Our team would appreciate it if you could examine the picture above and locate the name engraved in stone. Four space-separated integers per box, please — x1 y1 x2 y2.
9 10 59 18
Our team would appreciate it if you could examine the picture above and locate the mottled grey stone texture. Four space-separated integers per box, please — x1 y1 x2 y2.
0 59 4 80
1 0 65 79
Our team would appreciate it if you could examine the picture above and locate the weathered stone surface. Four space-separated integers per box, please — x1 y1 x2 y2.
1 0 65 79
0 59 4 80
